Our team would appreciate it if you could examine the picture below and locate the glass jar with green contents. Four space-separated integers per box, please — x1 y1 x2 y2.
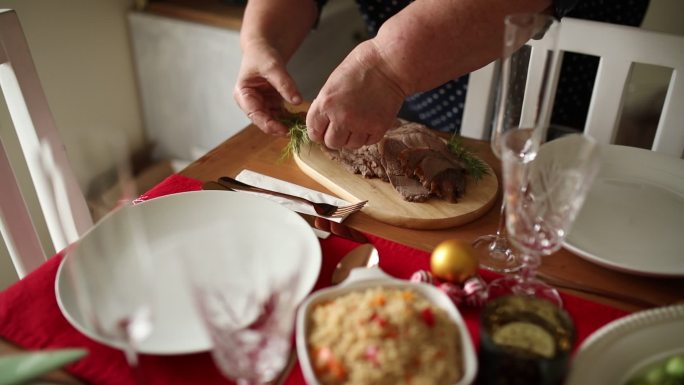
478 295 575 385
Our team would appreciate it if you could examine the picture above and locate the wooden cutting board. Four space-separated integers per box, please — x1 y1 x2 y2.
294 144 499 230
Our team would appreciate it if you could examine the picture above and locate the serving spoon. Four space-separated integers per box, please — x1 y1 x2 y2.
331 244 379 285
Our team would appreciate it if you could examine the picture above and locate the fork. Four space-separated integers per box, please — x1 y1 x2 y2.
217 176 367 218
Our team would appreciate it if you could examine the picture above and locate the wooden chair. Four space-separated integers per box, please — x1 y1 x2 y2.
460 17 684 158
0 9 92 278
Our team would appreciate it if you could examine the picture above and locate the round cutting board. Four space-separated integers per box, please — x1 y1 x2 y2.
294 144 498 229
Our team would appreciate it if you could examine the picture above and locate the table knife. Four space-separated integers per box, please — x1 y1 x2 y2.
202 180 369 243
295 211 370 244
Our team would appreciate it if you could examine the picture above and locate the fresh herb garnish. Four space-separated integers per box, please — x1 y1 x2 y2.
278 111 311 162
447 135 491 181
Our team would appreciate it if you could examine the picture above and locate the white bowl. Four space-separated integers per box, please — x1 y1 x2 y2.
296 267 477 385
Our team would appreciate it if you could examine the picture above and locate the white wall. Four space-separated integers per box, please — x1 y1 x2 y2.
128 12 249 163
642 0 684 35
0 0 145 289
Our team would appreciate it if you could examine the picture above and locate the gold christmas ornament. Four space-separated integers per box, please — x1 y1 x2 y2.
430 239 479 283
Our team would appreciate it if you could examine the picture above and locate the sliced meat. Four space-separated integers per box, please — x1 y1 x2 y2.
379 138 432 202
387 175 433 202
400 148 466 202
320 120 468 203
321 144 388 181
385 123 447 154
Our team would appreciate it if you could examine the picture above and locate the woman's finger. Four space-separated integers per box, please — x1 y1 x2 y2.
345 132 370 149
365 131 385 146
265 67 303 105
324 123 352 150
306 107 329 143
248 110 288 136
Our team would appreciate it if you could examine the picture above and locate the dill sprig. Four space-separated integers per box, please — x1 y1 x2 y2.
447 135 491 181
278 111 311 161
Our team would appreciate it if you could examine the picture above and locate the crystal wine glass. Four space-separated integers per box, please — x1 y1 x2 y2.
487 130 601 306
178 225 308 385
472 13 560 273
52 133 154 383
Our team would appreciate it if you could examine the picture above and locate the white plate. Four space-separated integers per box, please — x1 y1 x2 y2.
296 267 477 385
566 304 684 385
55 191 321 355
563 145 684 277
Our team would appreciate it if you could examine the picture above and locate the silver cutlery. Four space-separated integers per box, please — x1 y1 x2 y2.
331 243 379 285
217 176 367 218
295 211 370 244
202 181 370 243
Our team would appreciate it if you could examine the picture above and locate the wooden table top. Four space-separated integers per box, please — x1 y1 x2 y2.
3 121 682 383
180 123 684 312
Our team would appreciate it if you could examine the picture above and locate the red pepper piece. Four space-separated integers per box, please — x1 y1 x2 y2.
421 307 435 327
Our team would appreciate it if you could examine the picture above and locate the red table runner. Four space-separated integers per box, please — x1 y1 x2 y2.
0 174 629 385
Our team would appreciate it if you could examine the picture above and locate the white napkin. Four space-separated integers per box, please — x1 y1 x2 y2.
235 169 352 238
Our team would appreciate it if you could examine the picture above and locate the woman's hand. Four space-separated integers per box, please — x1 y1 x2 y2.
234 0 318 136
306 41 407 149
233 40 303 136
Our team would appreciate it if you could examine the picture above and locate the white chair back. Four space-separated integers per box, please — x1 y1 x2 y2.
0 9 92 278
461 17 684 158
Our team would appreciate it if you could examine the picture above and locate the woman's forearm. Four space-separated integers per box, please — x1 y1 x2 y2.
240 0 319 61
368 0 552 96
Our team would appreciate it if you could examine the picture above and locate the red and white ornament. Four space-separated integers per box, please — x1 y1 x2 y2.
438 282 466 306
463 276 488 307
410 269 434 284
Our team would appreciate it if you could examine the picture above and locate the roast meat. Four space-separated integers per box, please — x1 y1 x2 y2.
321 121 468 203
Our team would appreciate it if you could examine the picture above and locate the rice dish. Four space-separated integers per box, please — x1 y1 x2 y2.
306 286 463 385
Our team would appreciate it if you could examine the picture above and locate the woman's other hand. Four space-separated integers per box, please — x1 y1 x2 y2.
233 0 318 136
233 40 302 136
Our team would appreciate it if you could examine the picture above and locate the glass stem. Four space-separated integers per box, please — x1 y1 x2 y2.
123 345 138 367
494 202 507 237
120 321 146 385
237 379 261 385
126 345 148 385
519 252 541 283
